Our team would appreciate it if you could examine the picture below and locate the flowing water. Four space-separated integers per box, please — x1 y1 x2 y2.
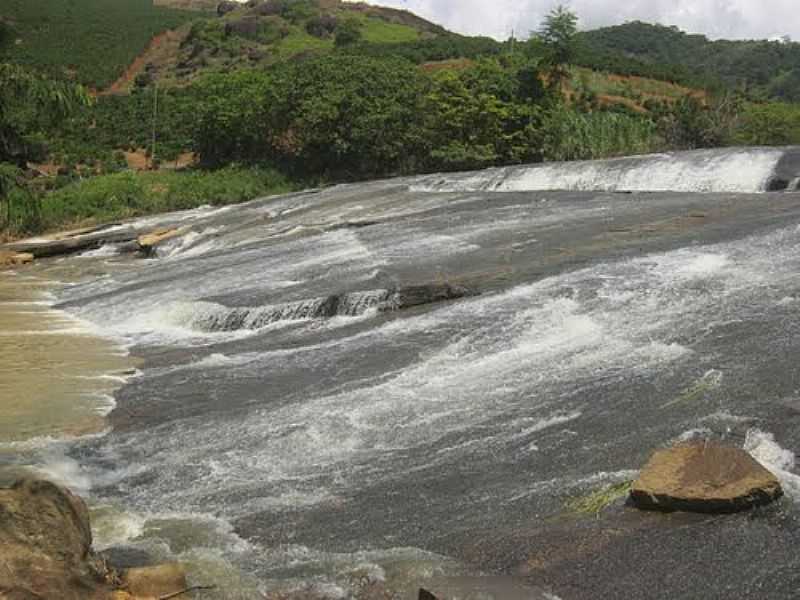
5 148 800 599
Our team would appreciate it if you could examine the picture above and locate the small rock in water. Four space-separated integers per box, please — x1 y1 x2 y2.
122 563 188 598
630 442 783 513
137 227 187 256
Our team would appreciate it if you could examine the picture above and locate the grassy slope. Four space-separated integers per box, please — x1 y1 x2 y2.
0 0 199 88
23 168 297 234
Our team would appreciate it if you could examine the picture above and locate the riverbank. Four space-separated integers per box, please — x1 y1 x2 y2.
2 166 300 240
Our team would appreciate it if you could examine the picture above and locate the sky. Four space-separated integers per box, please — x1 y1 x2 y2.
357 0 798 41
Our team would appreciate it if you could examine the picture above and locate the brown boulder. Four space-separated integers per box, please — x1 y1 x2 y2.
136 227 186 256
121 563 187 598
630 442 783 513
0 478 114 599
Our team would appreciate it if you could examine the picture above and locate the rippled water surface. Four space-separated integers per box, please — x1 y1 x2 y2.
5 149 800 599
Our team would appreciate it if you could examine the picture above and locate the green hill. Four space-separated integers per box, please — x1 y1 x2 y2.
0 0 199 88
578 21 800 101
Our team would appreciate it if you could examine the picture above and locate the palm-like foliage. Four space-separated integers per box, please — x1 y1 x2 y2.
0 63 90 233
0 63 91 165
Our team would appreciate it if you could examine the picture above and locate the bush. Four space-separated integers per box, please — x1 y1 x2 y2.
306 14 337 38
334 18 362 48
541 106 660 161
36 167 297 231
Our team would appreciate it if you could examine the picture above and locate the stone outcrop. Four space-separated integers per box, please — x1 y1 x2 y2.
0 478 115 600
0 477 193 600
3 225 137 259
629 442 783 513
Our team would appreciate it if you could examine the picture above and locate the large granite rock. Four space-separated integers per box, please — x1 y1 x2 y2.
630 442 783 513
0 478 115 599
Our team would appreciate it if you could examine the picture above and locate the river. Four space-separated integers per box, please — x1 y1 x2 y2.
3 148 800 599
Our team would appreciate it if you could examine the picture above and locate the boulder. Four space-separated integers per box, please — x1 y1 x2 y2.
121 563 187 598
137 227 186 256
629 442 783 513
0 478 114 599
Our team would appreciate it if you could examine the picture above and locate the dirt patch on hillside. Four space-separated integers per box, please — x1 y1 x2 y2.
98 25 191 96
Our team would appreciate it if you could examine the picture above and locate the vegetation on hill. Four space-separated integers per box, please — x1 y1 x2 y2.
578 21 800 101
2 2 800 240
0 0 198 88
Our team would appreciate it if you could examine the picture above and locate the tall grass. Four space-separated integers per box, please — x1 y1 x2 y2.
3 167 297 237
542 107 662 162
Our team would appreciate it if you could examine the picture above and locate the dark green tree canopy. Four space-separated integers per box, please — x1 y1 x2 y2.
537 5 578 66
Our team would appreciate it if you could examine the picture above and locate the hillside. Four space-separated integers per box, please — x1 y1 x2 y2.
0 0 199 89
3 1 800 240
578 22 800 101
128 0 489 90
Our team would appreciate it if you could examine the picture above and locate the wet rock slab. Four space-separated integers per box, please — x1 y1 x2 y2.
629 442 783 513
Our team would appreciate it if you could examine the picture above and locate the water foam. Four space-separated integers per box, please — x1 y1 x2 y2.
412 148 791 194
744 429 800 499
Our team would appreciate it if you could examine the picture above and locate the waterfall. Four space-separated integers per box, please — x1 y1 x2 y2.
411 147 800 194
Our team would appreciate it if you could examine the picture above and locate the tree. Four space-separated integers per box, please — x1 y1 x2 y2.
0 64 89 233
0 63 91 166
535 5 578 90
423 59 544 171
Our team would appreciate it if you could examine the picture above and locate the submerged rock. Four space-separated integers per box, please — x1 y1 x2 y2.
0 478 115 599
388 282 471 310
629 442 783 513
